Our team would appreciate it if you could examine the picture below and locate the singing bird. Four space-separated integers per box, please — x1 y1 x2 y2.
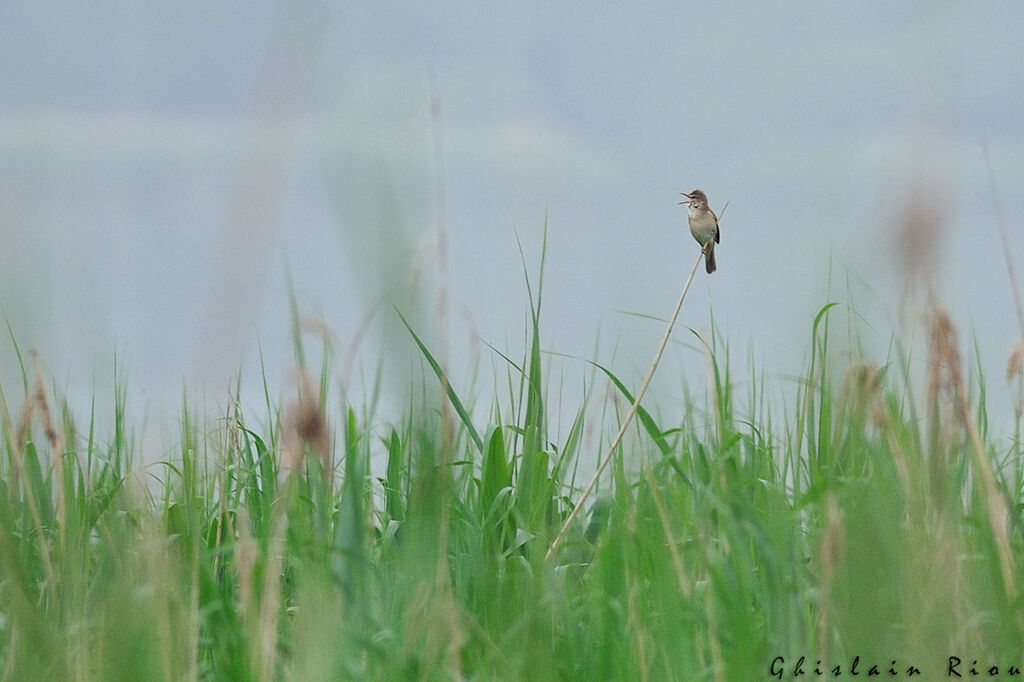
679 189 720 274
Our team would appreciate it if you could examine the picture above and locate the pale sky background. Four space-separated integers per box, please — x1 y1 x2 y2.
2 2 1023 453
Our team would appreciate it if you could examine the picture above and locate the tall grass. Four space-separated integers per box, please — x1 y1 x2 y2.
1 257 1023 680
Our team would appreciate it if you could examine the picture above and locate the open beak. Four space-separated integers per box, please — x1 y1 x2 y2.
678 192 691 205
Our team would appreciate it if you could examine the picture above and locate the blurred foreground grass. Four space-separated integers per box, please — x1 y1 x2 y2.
2 279 1023 681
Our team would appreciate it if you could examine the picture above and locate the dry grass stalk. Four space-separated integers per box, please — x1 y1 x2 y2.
895 188 944 282
546 250 705 560
214 396 242 578
1007 338 1024 385
11 354 65 589
837 363 896 482
817 496 844 666
30 355 64 458
840 363 882 421
928 309 1016 603
256 511 287 682
234 508 258 624
869 392 914 502
1009 339 1024 435
925 310 959 503
895 186 946 328
281 372 331 477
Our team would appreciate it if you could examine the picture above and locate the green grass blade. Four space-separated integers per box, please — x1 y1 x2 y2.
591 361 673 456
395 308 483 453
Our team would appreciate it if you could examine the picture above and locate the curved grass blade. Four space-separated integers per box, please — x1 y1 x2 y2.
395 308 483 453
590 361 672 456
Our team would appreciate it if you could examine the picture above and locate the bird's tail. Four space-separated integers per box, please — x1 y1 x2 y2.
705 244 716 274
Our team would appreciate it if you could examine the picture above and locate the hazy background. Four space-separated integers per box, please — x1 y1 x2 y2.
2 2 1023 454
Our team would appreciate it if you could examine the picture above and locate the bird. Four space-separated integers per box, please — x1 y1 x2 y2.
679 189 720 274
